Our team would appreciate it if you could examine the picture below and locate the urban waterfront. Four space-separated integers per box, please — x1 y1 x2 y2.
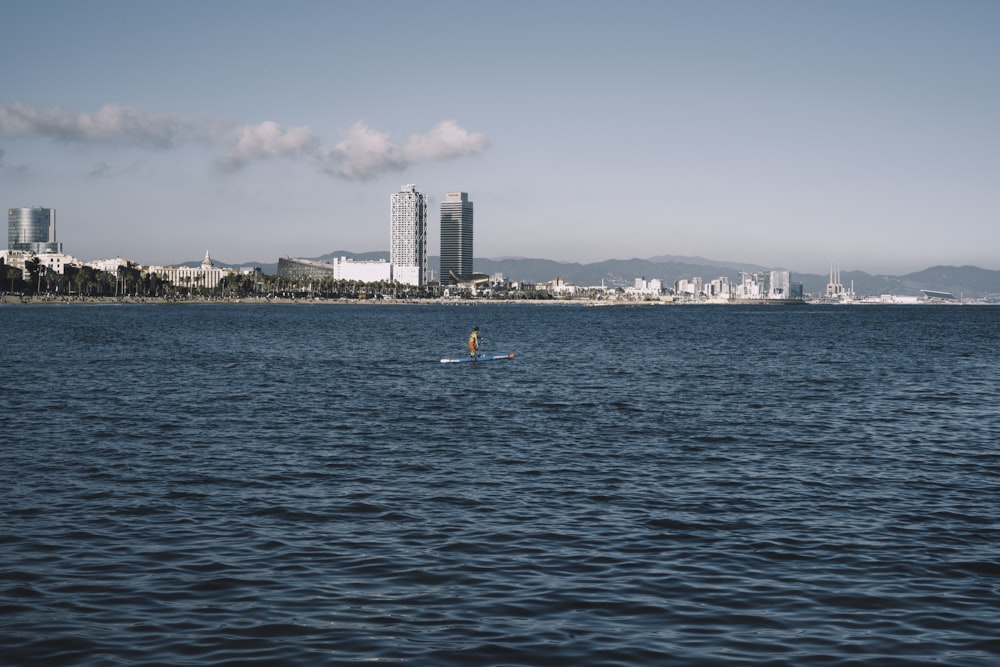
2 303 999 666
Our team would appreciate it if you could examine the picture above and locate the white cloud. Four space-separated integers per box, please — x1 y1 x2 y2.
403 120 490 162
324 122 406 180
216 121 320 172
0 102 190 148
0 102 489 179
324 120 490 181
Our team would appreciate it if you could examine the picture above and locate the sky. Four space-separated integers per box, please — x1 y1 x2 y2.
2 0 998 275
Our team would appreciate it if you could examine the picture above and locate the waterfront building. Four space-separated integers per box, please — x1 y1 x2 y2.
336 256 391 283
626 277 663 297
86 257 136 274
920 289 956 302
769 270 791 299
8 207 61 254
277 257 335 280
674 278 697 298
390 185 428 286
440 192 474 284
676 271 801 301
1 249 78 277
547 277 578 296
733 271 803 300
736 271 766 299
705 276 733 299
146 251 226 291
277 256 392 283
32 252 75 275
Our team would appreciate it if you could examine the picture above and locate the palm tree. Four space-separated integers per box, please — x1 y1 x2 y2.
23 256 41 295
147 272 161 297
5 265 23 293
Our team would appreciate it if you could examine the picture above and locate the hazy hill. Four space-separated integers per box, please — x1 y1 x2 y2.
897 266 1000 298
184 252 1000 299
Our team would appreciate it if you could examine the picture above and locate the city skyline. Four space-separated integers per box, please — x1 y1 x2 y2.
2 1 998 275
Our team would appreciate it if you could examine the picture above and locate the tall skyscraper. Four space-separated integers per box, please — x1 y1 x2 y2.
389 184 428 286
8 207 61 254
440 192 473 284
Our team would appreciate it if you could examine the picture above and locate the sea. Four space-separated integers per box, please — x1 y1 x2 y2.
2 302 999 666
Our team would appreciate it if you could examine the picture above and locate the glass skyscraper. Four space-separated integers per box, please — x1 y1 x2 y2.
439 192 473 284
389 185 428 286
8 207 62 254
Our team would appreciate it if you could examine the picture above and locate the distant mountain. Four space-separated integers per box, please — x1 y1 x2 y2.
316 250 389 263
178 252 1000 299
794 266 1000 299
645 254 772 272
897 266 1000 298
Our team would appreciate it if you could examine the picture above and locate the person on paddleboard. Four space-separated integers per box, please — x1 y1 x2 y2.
468 326 480 358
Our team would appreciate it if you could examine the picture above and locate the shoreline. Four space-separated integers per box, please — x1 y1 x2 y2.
3 295 986 307
0 294 621 306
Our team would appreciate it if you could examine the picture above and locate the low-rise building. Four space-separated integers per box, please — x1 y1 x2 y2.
147 251 227 291
277 256 393 283
2 249 80 277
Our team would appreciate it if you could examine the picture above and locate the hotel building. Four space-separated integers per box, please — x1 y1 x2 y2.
440 192 473 284
389 184 428 286
146 251 227 291
8 207 61 254
3 206 79 278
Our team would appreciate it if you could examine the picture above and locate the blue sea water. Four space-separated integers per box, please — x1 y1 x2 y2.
1 302 999 666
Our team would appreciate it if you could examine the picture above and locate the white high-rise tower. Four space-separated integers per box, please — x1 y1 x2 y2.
390 184 428 286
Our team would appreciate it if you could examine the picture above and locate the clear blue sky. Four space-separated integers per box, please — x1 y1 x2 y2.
2 0 998 274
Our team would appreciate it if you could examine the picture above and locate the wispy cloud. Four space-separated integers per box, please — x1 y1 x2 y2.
87 159 147 178
0 146 30 176
0 102 191 148
0 102 490 180
88 161 115 178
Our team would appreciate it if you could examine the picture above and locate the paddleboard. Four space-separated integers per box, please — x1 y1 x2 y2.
440 353 515 364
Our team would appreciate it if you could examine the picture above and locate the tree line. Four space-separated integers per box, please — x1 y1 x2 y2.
2 259 448 299
2 257 607 301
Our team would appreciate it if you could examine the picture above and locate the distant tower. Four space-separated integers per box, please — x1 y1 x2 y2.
8 207 61 253
390 185 428 286
769 270 790 298
826 262 844 298
440 192 474 284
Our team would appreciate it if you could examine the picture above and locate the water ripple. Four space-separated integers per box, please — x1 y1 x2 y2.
2 304 999 665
